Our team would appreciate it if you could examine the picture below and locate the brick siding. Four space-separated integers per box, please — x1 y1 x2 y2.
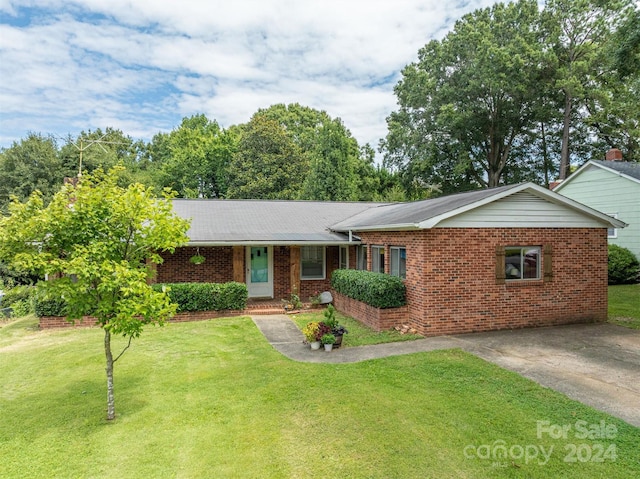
354 227 608 336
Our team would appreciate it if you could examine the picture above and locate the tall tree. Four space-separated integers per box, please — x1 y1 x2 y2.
149 114 236 198
227 114 305 199
300 119 361 201
383 0 549 189
0 133 63 211
0 168 190 420
543 0 636 178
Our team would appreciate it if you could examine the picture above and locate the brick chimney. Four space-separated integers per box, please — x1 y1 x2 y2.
605 148 623 161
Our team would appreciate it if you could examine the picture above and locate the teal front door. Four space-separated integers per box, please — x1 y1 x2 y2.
246 246 273 298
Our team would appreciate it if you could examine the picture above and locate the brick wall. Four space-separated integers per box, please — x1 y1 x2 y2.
332 290 409 331
156 245 339 301
356 227 608 337
156 247 233 283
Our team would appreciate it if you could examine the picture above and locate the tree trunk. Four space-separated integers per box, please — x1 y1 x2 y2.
104 329 116 421
560 92 572 180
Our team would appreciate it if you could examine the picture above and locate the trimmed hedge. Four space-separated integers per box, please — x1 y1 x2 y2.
153 282 248 312
34 296 67 317
331 269 406 308
35 282 248 317
608 244 640 285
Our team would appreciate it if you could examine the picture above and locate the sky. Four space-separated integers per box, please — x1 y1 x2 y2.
0 0 498 154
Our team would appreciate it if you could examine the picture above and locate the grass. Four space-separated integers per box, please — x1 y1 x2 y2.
608 284 640 329
1 315 639 478
291 310 423 346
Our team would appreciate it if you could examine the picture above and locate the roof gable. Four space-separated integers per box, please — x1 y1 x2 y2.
330 183 626 232
554 160 640 192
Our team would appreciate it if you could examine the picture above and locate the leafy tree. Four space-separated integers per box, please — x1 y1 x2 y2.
383 0 549 189
0 168 190 420
543 0 636 178
150 114 236 198
300 119 361 201
0 133 63 211
227 113 306 199
59 128 148 185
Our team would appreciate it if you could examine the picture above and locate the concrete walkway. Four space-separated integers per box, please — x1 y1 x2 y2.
252 315 640 427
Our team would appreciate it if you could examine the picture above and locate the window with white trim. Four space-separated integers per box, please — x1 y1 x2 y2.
505 246 540 280
390 246 406 279
607 213 618 239
339 246 349 269
371 245 385 273
301 246 325 279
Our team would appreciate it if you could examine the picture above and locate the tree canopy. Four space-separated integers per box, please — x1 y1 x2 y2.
382 0 639 190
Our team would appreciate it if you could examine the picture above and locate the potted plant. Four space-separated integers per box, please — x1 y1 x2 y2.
302 321 321 350
321 333 336 351
322 305 348 348
189 254 206 265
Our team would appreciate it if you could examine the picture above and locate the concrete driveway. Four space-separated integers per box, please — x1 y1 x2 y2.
253 317 640 427
448 323 640 428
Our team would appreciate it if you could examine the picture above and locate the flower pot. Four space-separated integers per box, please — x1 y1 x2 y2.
333 333 343 348
324 343 333 352
310 341 321 350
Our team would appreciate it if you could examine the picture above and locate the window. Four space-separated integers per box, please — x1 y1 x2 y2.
339 246 349 269
390 246 406 279
301 246 325 279
371 245 385 273
607 213 618 238
504 246 540 280
356 245 367 270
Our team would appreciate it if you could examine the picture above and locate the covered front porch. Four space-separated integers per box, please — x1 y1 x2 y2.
156 243 356 302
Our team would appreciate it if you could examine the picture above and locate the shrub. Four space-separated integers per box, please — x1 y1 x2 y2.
153 282 248 312
331 269 406 308
34 296 67 317
608 245 640 285
1 285 36 316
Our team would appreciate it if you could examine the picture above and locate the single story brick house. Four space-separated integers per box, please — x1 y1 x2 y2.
155 182 625 336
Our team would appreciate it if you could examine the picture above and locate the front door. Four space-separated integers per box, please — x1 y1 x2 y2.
246 246 274 298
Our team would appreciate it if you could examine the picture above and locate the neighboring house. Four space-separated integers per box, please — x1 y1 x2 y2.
553 148 640 261
156 182 624 337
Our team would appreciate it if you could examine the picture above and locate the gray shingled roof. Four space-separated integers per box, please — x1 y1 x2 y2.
330 184 521 231
591 160 640 182
172 199 385 244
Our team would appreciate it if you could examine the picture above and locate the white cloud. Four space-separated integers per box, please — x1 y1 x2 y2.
0 0 498 153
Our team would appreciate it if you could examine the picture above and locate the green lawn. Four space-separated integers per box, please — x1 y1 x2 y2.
608 284 640 329
1 315 638 478
291 310 423 346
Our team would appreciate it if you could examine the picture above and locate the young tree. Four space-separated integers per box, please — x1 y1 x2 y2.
0 168 190 420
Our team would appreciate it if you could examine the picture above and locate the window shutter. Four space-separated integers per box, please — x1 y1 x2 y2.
543 244 553 282
496 245 506 284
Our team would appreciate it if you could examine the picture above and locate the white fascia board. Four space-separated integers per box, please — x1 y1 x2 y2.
417 184 527 229
334 223 419 233
417 182 628 229
186 240 361 246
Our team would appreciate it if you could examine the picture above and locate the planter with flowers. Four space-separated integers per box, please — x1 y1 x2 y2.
321 305 348 348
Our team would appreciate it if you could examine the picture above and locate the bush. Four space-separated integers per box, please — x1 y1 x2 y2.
1 285 36 316
331 269 406 308
608 245 640 285
153 282 248 312
34 296 67 317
